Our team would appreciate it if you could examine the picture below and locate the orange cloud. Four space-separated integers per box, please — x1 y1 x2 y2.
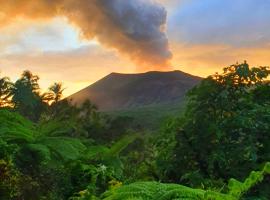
0 0 172 71
171 43 270 77
0 45 136 96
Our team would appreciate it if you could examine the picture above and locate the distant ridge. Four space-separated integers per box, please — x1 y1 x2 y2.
69 70 202 111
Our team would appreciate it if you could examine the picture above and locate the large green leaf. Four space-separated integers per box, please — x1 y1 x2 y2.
38 137 87 161
0 110 35 143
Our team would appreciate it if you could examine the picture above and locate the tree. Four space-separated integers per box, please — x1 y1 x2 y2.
43 82 65 105
11 70 45 121
155 62 270 196
78 100 104 139
79 99 98 119
0 73 13 107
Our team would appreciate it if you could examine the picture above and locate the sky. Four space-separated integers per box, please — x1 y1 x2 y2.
1 0 270 96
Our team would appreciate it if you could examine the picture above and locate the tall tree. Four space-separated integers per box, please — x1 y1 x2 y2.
0 73 13 107
156 62 270 190
11 70 45 121
44 82 65 105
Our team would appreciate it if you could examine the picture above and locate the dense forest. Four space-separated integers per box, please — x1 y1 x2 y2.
0 62 270 200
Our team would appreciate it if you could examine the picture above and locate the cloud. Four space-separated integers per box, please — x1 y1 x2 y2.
0 0 172 70
0 45 136 96
0 17 90 55
169 0 270 47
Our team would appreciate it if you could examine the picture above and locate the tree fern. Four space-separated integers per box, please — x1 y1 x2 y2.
84 134 138 179
38 136 86 161
85 134 138 160
68 135 138 200
0 109 139 179
0 110 35 143
37 119 74 137
0 110 87 162
25 143 51 162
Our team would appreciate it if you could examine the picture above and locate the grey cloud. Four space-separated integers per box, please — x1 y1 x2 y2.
0 0 172 70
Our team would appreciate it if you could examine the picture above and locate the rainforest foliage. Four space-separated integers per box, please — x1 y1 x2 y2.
0 62 270 200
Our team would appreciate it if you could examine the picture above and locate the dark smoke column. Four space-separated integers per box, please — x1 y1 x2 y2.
63 0 173 70
0 0 173 70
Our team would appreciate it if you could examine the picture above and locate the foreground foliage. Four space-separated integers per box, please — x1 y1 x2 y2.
73 162 269 200
1 63 270 199
0 109 137 199
155 62 270 197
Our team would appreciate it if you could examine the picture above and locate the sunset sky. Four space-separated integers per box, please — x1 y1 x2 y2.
1 0 270 96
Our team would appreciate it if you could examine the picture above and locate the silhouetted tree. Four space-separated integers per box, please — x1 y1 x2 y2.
43 82 65 105
11 70 45 121
0 73 13 107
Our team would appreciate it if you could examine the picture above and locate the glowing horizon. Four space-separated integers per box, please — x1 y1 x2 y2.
1 0 270 96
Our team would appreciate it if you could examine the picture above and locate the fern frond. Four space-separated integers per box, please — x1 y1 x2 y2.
228 162 270 198
38 119 74 136
38 137 86 161
107 134 138 157
85 145 110 160
0 110 35 143
84 135 137 163
102 163 270 200
102 182 228 200
26 143 51 162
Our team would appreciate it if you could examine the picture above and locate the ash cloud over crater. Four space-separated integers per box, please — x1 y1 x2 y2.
0 0 172 70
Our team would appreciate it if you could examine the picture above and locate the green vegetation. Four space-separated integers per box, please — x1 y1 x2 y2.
0 62 270 199
102 162 270 200
106 102 185 130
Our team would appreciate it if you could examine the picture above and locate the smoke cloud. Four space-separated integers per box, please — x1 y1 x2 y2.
0 0 172 70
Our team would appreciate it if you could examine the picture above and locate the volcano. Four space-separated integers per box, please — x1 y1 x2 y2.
69 70 202 111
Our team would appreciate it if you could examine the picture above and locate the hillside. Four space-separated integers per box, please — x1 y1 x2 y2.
69 70 202 111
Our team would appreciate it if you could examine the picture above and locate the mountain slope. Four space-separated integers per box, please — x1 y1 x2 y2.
69 70 202 111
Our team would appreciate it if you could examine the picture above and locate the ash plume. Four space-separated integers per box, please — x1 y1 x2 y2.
0 0 172 70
